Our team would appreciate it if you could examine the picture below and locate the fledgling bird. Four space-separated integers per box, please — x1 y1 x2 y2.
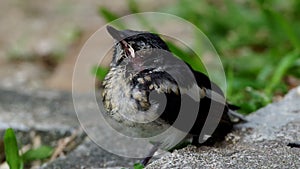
102 26 241 166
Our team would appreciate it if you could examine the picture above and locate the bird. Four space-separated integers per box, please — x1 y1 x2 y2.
102 25 242 166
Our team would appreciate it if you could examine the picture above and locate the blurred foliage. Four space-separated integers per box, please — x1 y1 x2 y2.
91 65 109 81
98 0 300 114
22 146 53 163
133 163 144 169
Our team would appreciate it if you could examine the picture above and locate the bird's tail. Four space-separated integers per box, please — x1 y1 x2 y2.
227 104 247 123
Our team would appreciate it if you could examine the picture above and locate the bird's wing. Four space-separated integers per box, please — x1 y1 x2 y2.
190 68 246 122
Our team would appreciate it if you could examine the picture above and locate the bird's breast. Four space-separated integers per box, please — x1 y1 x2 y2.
102 69 166 130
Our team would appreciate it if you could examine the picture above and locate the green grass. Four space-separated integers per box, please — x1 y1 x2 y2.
4 128 23 169
3 128 54 168
98 0 300 114
21 145 53 163
133 163 144 169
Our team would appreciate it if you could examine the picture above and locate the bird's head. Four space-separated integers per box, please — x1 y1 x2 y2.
106 26 170 69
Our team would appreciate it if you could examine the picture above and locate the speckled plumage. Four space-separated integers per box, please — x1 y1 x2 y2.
102 26 240 158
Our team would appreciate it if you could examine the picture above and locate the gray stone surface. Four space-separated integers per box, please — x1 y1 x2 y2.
0 89 77 131
41 138 137 169
146 142 299 169
0 88 139 168
1 86 300 168
146 86 300 169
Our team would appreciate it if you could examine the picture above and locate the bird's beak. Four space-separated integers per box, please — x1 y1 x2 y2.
106 25 126 41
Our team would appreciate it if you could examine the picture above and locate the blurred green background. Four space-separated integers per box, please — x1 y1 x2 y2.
1 0 299 115
98 0 300 114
